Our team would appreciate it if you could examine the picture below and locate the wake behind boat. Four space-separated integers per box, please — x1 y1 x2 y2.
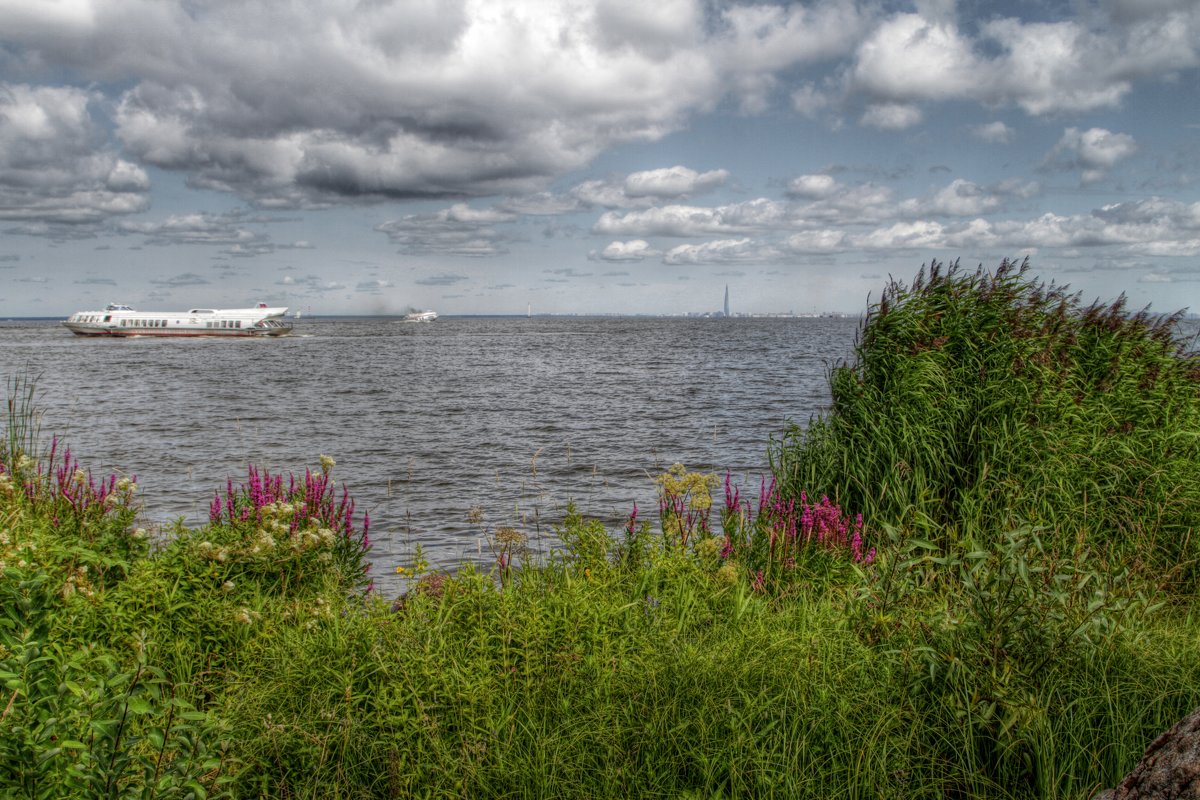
62 303 293 337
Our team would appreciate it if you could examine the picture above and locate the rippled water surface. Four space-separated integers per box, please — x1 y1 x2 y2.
0 315 858 594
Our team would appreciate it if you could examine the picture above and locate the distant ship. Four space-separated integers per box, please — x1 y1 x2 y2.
62 303 293 337
403 309 438 323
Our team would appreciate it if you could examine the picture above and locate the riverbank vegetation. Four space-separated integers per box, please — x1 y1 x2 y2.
4 260 1200 798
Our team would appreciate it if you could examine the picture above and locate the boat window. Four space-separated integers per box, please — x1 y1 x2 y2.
104 315 111 322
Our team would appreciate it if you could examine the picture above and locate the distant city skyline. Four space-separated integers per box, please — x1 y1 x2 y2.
2 1 1199 318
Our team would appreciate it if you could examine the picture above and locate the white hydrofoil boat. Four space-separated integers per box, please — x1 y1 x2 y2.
63 303 293 337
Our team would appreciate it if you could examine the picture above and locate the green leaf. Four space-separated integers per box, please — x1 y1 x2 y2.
905 539 939 552
126 697 154 715
36 746 62 763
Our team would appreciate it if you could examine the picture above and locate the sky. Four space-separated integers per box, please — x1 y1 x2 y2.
1 0 1199 317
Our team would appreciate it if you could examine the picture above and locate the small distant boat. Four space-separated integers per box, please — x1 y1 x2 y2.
62 303 293 337
403 310 438 323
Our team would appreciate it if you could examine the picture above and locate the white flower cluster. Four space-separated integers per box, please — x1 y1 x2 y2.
60 565 94 600
235 607 262 625
196 540 230 563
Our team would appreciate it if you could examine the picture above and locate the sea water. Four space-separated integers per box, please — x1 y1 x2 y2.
0 315 859 594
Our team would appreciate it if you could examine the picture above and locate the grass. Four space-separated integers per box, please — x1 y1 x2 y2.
4 261 1200 798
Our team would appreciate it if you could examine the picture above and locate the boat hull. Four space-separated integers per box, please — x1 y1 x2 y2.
62 325 291 337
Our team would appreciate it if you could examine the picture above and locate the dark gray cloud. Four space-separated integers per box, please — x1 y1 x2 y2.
355 279 394 293
415 273 470 287
117 210 311 257
376 204 516 257
150 272 210 287
543 268 593 278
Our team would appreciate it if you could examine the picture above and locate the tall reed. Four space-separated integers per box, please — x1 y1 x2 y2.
774 258 1200 581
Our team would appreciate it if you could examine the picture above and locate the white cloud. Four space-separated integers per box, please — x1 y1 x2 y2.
786 174 839 199
593 199 790 238
591 240 656 262
0 83 150 230
972 121 1013 144
791 183 897 225
852 14 984 102
783 230 848 254
593 0 701 57
790 83 831 117
860 102 923 130
855 220 948 250
1046 127 1138 183
663 238 774 265
847 5 1200 121
118 211 265 246
901 179 1004 217
714 2 869 113
623 166 728 198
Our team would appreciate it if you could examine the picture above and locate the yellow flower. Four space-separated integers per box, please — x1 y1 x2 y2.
319 454 336 472
695 537 721 561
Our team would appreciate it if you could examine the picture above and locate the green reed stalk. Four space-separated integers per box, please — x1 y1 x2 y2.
2 374 40 473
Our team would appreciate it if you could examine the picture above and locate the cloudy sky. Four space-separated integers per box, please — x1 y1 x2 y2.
1 0 1199 317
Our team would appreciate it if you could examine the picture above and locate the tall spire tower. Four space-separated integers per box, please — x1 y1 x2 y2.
724 285 730 317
